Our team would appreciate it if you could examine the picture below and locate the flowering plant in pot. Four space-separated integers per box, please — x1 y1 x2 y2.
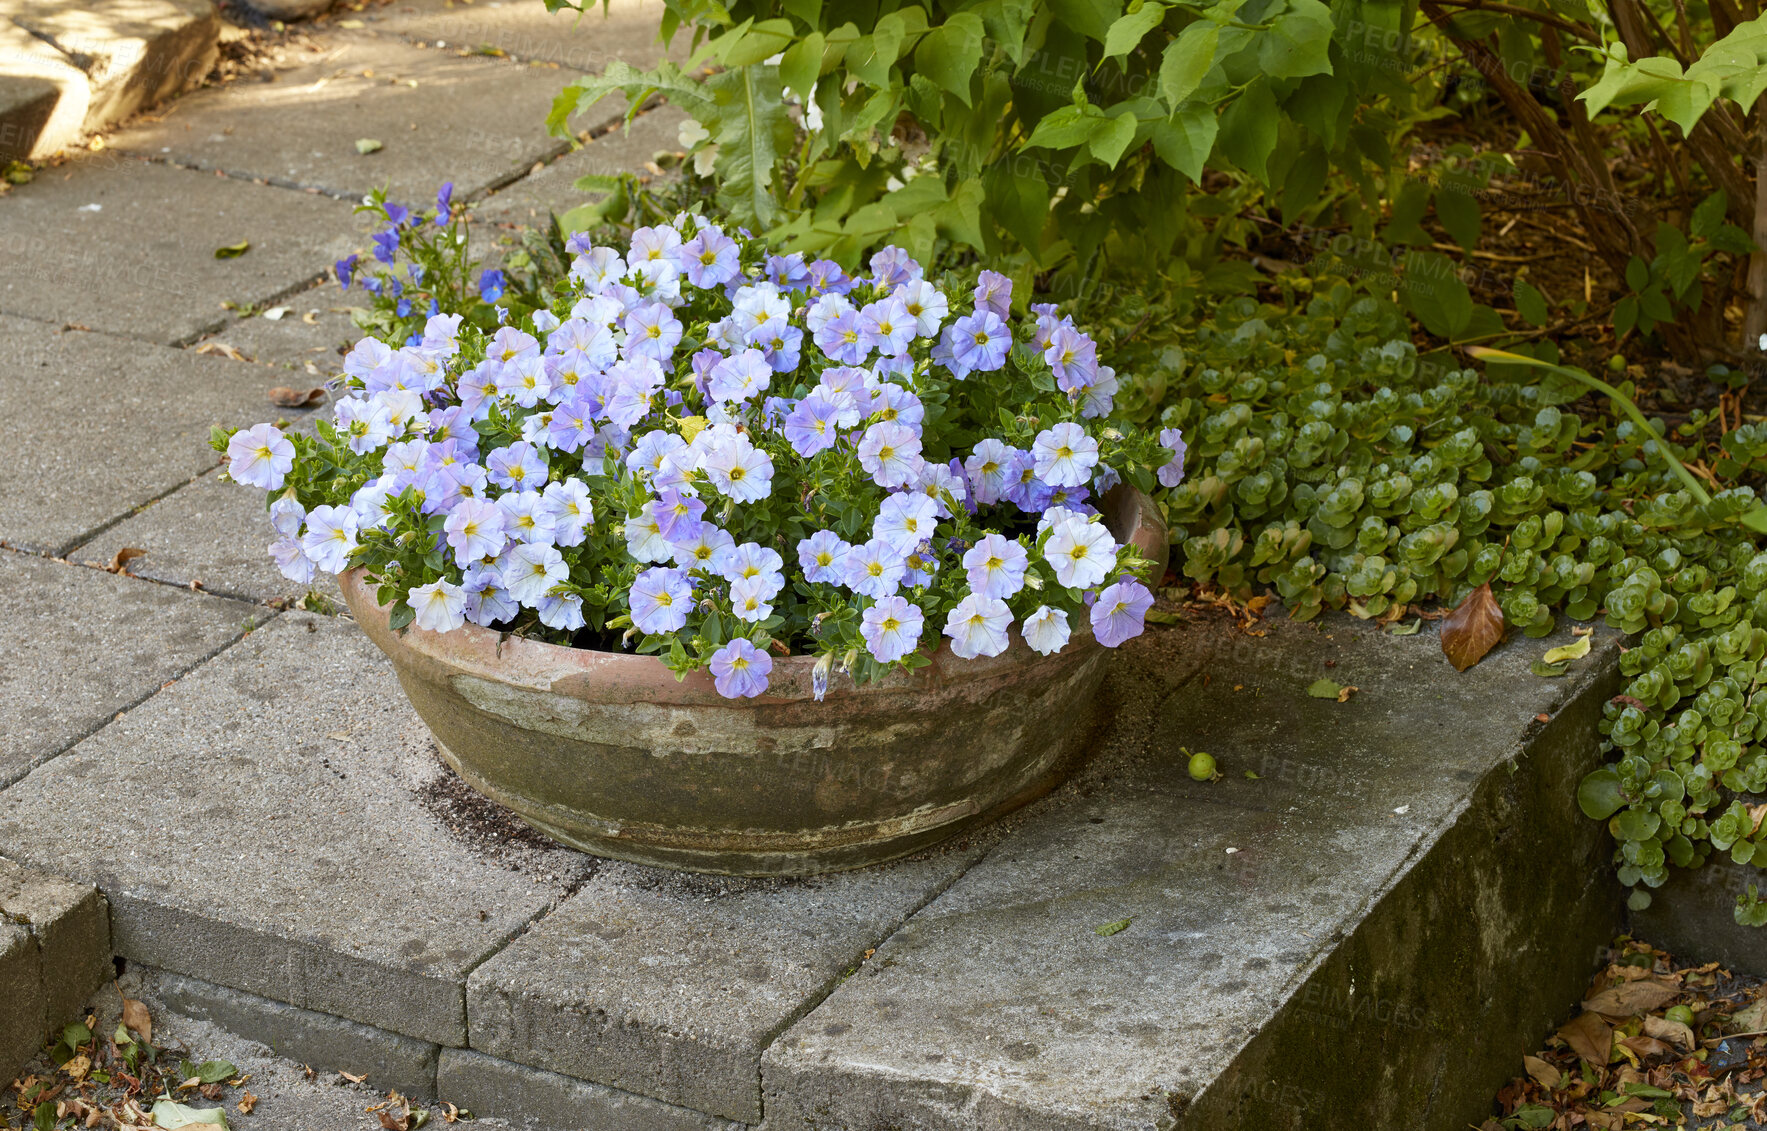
216 196 1181 874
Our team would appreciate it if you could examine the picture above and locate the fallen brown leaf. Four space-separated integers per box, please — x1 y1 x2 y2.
1620 1034 1676 1062
1726 998 1767 1033
1642 1015 1695 1050
1336 685 1359 703
341 1070 367 1083
63 1054 90 1082
104 547 147 574
1584 979 1680 1017
1441 582 1504 671
238 1092 258 1115
1522 1054 1560 1087
1559 1009 1612 1064
195 341 250 362
119 991 151 1043
268 385 327 407
378 1108 410 1130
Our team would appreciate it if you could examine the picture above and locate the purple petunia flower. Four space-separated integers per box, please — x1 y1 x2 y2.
1091 579 1154 647
710 638 772 698
1158 426 1188 488
797 531 851 584
861 594 924 663
950 310 1011 373
973 270 1012 319
783 395 840 457
629 567 692 634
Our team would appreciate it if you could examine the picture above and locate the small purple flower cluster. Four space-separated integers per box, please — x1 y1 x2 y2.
226 212 1185 700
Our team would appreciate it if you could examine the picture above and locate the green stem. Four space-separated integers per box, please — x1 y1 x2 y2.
1465 346 1715 505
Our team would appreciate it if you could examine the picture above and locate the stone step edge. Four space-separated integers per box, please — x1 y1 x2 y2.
139 966 745 1130
0 856 113 1086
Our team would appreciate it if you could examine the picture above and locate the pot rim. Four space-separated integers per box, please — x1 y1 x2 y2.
337 485 1165 705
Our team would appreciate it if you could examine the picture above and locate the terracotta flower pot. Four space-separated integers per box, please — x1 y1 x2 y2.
338 487 1168 875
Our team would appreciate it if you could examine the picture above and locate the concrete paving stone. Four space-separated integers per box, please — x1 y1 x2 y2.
437 1049 747 1131
149 966 441 1099
761 615 1625 1131
0 315 323 554
470 102 686 232
0 550 260 789
193 284 366 374
362 0 680 74
0 922 44 1086
110 35 587 204
0 156 356 345
0 21 90 160
5 0 221 134
0 612 596 1047
0 857 112 1037
70 469 344 608
467 842 984 1123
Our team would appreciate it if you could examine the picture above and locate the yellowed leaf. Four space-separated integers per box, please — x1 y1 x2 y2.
63 1054 90 1082
1583 979 1680 1017
1542 634 1592 665
1523 1054 1560 1087
120 992 151 1043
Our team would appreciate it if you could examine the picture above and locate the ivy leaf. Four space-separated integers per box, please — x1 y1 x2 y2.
1258 0 1335 79
1513 279 1549 326
1158 22 1218 108
915 14 985 106
1103 2 1167 62
1088 110 1140 167
1148 103 1217 182
1441 582 1504 671
1216 79 1278 181
778 31 825 99
1047 0 1122 42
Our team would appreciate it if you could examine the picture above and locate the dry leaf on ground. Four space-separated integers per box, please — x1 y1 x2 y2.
1641 1014 1695 1049
1441 582 1504 671
1522 1055 1559 1087
104 547 147 574
267 385 327 407
120 992 151 1043
194 341 250 362
1558 1009 1611 1064
1584 979 1680 1017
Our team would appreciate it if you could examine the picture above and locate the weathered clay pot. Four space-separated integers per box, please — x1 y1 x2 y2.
339 486 1167 875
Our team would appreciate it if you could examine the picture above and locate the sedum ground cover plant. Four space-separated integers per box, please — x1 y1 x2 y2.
216 193 1172 700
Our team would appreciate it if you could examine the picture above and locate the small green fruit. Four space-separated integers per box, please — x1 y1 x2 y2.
1665 1004 1695 1027
1188 751 1218 781
1608 354 1627 373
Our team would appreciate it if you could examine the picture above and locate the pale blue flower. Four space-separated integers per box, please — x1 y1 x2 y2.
538 591 587 631
269 536 313 584
622 302 684 362
973 270 1012 319
409 579 467 633
227 423 296 490
670 523 735 572
444 497 507 565
703 437 774 502
962 533 1028 599
1044 516 1117 590
710 638 772 698
269 495 305 538
1032 422 1100 488
498 490 555 544
797 531 850 584
951 310 1010 373
1158 426 1188 488
708 349 771 403
870 383 924 430
846 538 906 599
964 439 1016 507
723 542 785 594
487 326 540 365
943 593 1011 659
336 396 395 455
1091 579 1153 647
485 441 547 491
542 479 595 546
629 567 691 634
868 246 922 290
894 279 948 337
814 309 870 365
873 492 937 552
507 542 568 605
859 298 914 357
729 575 773 622
783 395 840 457
301 505 360 573
1044 324 1099 392
682 229 740 289
861 594 923 663
1021 605 1071 655
857 422 923 489
624 500 673 563
463 563 518 626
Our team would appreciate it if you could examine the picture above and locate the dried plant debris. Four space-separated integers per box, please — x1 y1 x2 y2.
1487 938 1767 1129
